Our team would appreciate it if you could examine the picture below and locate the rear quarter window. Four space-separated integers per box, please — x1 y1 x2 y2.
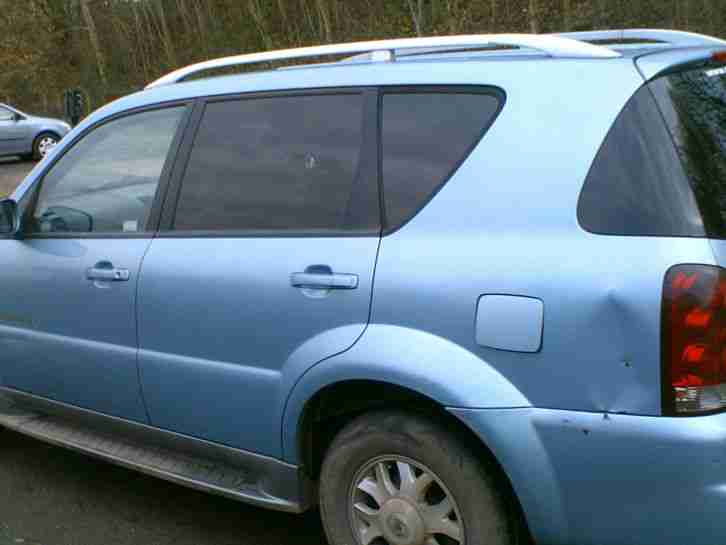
381 89 504 232
577 85 705 237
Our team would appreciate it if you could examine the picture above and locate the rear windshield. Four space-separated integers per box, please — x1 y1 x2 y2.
650 63 726 238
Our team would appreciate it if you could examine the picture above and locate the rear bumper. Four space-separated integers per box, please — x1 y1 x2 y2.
449 407 726 545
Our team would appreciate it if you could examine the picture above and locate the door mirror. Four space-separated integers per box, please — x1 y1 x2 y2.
0 199 19 235
37 206 92 233
13 113 23 122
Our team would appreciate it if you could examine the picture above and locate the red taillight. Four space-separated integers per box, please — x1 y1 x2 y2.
713 51 726 64
662 265 726 415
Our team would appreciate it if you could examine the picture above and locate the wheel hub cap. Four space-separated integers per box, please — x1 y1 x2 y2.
350 456 464 545
380 498 424 545
38 137 57 157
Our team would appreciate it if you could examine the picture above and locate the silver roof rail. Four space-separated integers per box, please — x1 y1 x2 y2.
146 34 619 89
555 29 726 48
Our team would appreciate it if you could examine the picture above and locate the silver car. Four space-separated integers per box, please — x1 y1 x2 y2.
0 103 70 161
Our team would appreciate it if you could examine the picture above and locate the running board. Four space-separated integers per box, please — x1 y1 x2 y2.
0 389 312 513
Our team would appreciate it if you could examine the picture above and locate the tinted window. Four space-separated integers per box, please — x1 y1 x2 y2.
381 91 502 231
578 86 705 237
174 93 374 232
0 107 14 121
30 107 184 234
650 64 726 237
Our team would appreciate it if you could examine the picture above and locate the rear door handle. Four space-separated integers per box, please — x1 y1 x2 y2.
290 272 359 290
87 263 130 282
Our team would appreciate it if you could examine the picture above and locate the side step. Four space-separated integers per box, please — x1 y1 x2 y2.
0 389 311 513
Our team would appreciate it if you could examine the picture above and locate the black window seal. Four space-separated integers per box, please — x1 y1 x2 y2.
14 100 193 241
377 85 507 237
159 86 382 238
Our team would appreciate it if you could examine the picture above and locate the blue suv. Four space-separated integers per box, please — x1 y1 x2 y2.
1 29 726 545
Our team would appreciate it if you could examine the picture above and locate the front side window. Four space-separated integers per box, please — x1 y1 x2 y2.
29 106 185 235
0 107 14 121
173 93 374 233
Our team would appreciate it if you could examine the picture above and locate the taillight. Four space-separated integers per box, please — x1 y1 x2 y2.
662 265 726 415
713 51 726 64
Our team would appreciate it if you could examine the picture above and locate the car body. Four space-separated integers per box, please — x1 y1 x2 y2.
0 29 726 545
0 103 70 160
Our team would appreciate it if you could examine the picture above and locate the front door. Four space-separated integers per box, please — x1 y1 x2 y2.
0 106 28 156
138 90 380 456
0 104 188 422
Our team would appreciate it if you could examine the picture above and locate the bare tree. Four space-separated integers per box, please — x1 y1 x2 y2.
562 0 571 30
247 0 274 49
529 0 540 33
406 0 424 36
80 0 107 86
154 0 177 68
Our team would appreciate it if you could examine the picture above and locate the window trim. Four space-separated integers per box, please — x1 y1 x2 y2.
19 100 193 240
378 85 507 236
158 87 382 238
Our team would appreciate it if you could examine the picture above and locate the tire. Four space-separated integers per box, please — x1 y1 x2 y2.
32 132 60 161
320 411 517 545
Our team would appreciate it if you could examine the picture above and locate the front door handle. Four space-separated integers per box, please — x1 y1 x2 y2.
87 262 130 282
290 271 359 290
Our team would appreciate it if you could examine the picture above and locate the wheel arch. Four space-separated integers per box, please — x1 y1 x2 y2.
33 129 62 143
281 324 530 466
294 379 534 543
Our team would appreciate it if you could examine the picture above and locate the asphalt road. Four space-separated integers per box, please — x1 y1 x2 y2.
0 158 329 545
0 156 34 195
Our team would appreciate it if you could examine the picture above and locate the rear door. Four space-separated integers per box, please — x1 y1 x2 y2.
137 89 380 456
0 104 189 421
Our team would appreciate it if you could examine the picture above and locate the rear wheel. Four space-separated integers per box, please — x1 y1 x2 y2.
319 411 517 545
33 132 60 160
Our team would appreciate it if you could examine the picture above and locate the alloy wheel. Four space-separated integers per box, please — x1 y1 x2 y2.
349 455 465 545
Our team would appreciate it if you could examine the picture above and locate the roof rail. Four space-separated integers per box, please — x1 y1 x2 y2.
555 29 726 48
146 34 619 89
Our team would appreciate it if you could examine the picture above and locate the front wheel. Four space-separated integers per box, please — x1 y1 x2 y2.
33 132 60 160
320 411 517 545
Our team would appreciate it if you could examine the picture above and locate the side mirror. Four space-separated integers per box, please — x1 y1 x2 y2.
0 199 20 236
38 206 92 233
13 113 22 122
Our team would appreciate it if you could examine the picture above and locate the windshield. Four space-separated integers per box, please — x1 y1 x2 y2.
650 62 726 237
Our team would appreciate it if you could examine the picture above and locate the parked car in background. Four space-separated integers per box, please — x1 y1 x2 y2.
1 28 726 545
0 103 70 161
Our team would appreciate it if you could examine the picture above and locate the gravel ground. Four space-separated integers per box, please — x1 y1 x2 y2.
0 158 328 545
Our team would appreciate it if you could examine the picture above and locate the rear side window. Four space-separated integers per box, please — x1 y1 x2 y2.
650 63 726 238
173 93 377 233
578 86 705 237
381 90 503 231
